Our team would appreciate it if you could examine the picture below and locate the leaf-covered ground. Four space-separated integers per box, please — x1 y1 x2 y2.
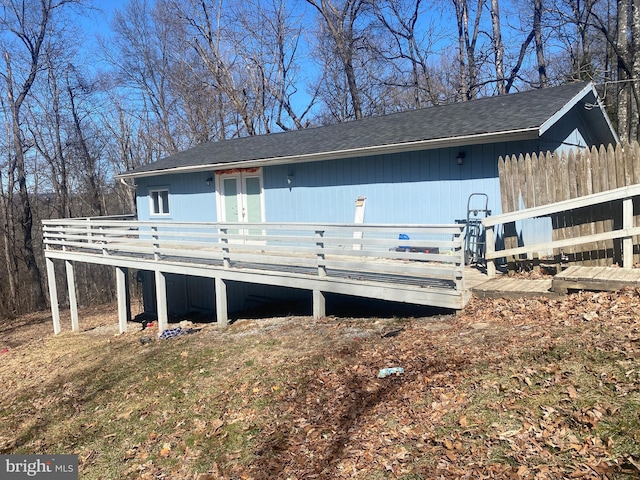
0 289 639 479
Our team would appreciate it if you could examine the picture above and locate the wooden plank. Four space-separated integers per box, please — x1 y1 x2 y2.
589 146 605 264
483 178 640 226
46 258 61 335
550 151 565 256
599 145 613 263
155 271 168 333
116 266 129 334
215 277 228 327
65 260 79 332
484 225 640 259
558 151 573 257
313 290 326 318
590 267 617 281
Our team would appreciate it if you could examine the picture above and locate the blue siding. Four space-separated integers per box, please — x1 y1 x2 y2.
263 140 538 225
135 140 543 226
136 172 217 222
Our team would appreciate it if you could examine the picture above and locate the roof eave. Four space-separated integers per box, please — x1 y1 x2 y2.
117 127 540 180
539 82 619 144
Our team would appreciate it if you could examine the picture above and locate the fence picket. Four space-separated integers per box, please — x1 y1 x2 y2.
498 142 640 268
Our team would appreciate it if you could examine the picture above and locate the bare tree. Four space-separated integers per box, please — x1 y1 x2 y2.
533 0 548 87
452 0 485 100
370 0 445 107
305 0 369 119
240 0 316 130
107 0 183 153
0 0 83 310
489 0 505 94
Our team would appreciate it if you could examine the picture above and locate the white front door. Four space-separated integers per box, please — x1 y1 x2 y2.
217 169 264 238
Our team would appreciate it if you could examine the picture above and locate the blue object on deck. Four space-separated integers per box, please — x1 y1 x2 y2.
399 233 410 250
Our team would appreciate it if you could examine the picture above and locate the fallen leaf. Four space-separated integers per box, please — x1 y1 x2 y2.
160 442 171 457
210 419 224 433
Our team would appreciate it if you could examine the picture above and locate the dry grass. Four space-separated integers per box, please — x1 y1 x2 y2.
0 292 639 479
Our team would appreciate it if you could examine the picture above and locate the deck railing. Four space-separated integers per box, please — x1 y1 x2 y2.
482 183 640 277
43 218 466 292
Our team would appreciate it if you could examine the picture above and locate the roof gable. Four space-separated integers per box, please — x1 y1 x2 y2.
122 82 612 178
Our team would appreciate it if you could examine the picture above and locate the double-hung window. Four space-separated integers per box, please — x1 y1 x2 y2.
150 188 170 216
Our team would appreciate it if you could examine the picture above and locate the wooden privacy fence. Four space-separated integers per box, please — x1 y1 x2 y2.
498 141 640 266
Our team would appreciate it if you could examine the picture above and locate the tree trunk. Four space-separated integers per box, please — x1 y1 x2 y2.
533 0 548 87
631 0 640 140
4 53 46 310
66 71 103 216
305 0 365 118
490 0 505 94
0 170 18 314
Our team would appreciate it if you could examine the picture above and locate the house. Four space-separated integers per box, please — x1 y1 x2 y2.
43 82 618 333
112 82 616 319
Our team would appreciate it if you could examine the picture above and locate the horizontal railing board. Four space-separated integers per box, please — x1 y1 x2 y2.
485 225 640 260
483 183 640 227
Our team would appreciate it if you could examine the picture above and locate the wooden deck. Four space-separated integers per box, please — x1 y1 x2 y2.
467 265 640 299
552 266 640 293
469 271 556 299
43 216 640 337
43 219 468 334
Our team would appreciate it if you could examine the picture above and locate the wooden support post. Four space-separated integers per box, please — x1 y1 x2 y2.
315 230 326 277
65 260 79 332
313 290 326 319
155 270 168 332
116 267 130 334
46 258 61 335
485 225 496 278
221 228 230 269
623 197 633 268
215 277 228 327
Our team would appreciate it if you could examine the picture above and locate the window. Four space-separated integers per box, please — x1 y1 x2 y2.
150 189 170 215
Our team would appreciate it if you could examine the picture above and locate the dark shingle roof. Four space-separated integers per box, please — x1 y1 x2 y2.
124 82 592 177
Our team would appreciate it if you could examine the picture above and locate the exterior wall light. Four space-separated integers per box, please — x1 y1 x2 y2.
287 173 294 186
456 152 465 165
206 176 213 186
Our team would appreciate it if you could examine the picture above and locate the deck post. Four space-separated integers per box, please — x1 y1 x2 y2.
623 197 633 268
221 227 230 269
155 270 168 332
116 267 130 334
215 277 228 327
485 225 496 278
315 230 326 277
46 258 61 335
65 260 79 332
313 290 326 319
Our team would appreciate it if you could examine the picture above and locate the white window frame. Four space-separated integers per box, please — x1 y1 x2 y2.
149 188 170 216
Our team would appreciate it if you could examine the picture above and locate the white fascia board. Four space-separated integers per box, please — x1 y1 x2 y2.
538 82 619 144
540 82 619 143
593 89 620 144
539 83 593 135
117 127 539 180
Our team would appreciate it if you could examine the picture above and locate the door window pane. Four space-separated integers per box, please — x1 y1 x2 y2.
223 178 239 221
245 177 262 223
